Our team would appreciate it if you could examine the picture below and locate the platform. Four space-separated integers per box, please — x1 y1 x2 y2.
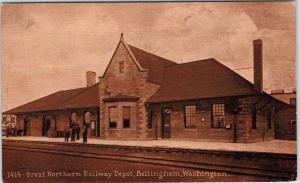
2 136 296 155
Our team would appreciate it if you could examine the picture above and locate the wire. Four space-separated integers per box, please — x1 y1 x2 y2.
234 67 253 71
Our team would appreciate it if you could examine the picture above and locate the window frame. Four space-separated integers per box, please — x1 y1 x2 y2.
184 105 197 129
119 61 124 73
267 110 273 129
122 106 131 128
108 106 118 128
84 111 91 123
290 120 296 135
211 103 226 128
70 112 77 123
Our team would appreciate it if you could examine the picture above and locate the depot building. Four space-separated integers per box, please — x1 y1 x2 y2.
4 35 295 142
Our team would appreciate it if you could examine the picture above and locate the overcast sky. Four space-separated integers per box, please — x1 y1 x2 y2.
2 2 296 111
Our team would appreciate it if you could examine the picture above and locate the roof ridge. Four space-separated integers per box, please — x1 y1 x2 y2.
164 58 215 68
57 87 86 93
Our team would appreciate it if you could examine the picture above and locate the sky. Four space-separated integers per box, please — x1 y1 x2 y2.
2 2 296 111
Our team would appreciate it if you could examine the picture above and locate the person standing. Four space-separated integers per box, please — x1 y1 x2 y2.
71 123 75 141
76 124 81 140
64 128 70 142
83 123 88 143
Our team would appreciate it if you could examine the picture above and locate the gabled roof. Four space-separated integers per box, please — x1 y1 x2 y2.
147 58 259 103
101 38 177 85
127 44 177 84
4 83 99 114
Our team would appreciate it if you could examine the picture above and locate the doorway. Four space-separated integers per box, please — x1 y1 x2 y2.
42 118 51 136
23 118 31 136
162 108 171 139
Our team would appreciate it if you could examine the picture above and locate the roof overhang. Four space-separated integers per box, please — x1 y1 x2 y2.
103 95 139 102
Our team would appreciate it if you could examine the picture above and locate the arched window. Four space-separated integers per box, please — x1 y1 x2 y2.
71 112 77 123
84 111 90 123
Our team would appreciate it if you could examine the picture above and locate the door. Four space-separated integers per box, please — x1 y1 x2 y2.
291 120 296 139
42 118 51 136
162 108 171 139
23 118 31 136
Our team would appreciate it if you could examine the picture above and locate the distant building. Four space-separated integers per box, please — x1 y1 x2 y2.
3 35 293 143
271 89 296 140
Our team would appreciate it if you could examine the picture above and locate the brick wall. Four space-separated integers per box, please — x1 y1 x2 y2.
275 107 296 140
16 108 98 138
149 96 276 143
150 98 236 142
16 114 42 136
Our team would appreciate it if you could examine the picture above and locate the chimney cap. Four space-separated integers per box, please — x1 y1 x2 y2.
86 71 96 75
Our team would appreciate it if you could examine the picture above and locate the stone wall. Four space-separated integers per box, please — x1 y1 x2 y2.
99 42 160 139
104 101 138 139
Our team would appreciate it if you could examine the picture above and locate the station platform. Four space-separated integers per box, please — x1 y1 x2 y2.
2 136 296 155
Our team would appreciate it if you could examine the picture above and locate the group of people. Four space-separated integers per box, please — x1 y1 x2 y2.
64 122 88 143
6 125 19 137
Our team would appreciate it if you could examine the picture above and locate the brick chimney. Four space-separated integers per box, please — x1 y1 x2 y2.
86 71 96 87
253 39 263 92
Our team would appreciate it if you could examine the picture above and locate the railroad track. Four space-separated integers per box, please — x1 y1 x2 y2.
3 139 296 181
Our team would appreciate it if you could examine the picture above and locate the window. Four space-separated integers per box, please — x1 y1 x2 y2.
291 120 296 135
267 111 273 129
119 62 124 73
212 104 225 128
184 105 196 128
71 112 77 123
109 107 117 128
290 98 296 106
123 106 131 128
148 110 153 129
251 105 256 129
84 111 91 123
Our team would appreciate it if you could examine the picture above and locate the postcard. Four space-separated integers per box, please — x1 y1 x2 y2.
2 2 296 182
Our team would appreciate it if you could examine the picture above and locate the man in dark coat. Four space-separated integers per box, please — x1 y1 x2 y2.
83 123 88 143
76 124 81 140
71 123 75 141
64 128 70 142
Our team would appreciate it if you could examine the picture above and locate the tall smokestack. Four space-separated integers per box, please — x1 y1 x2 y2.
86 71 96 87
253 39 263 92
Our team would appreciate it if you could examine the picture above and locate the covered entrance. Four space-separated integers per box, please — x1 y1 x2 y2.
162 108 171 139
